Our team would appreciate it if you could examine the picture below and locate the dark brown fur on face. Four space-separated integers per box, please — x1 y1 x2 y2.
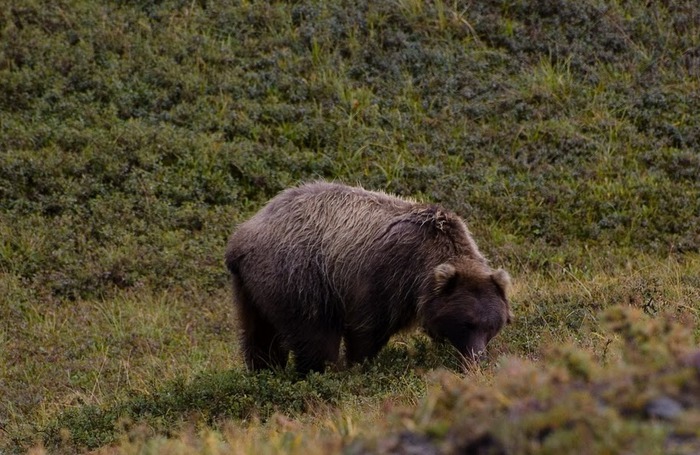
225 181 511 374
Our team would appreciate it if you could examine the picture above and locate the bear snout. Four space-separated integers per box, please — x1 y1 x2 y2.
461 337 488 363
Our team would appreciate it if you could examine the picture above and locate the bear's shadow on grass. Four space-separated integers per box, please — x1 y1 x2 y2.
39 336 463 452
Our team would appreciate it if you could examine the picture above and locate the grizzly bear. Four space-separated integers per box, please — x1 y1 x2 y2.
225 181 512 374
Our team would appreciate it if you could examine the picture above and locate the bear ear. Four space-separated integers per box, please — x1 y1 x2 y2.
434 263 457 293
491 268 511 297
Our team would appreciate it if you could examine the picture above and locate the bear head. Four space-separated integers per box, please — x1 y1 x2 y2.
421 258 512 363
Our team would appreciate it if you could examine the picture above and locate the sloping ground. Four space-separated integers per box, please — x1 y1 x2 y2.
1 0 698 301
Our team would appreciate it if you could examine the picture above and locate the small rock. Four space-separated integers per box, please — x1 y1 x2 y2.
377 431 440 455
683 350 700 373
646 396 683 420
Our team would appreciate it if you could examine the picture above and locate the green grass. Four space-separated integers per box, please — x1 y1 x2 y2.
1 0 699 453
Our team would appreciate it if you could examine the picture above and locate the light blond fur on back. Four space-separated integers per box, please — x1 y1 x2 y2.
226 182 486 325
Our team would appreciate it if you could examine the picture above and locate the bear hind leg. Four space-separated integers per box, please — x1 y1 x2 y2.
238 304 289 371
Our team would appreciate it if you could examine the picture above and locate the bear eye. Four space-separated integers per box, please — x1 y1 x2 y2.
441 275 458 294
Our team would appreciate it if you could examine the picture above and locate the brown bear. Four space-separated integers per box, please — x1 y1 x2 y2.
225 181 512 374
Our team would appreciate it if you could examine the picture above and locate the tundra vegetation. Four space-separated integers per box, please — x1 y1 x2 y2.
0 0 698 453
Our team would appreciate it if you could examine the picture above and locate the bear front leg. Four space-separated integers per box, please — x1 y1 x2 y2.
344 328 391 366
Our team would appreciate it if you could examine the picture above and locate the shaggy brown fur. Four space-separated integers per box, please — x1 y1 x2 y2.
225 181 511 374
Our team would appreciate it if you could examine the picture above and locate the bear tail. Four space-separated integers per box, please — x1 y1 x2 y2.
225 247 244 275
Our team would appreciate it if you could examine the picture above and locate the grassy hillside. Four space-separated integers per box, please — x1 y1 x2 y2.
1 0 698 453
